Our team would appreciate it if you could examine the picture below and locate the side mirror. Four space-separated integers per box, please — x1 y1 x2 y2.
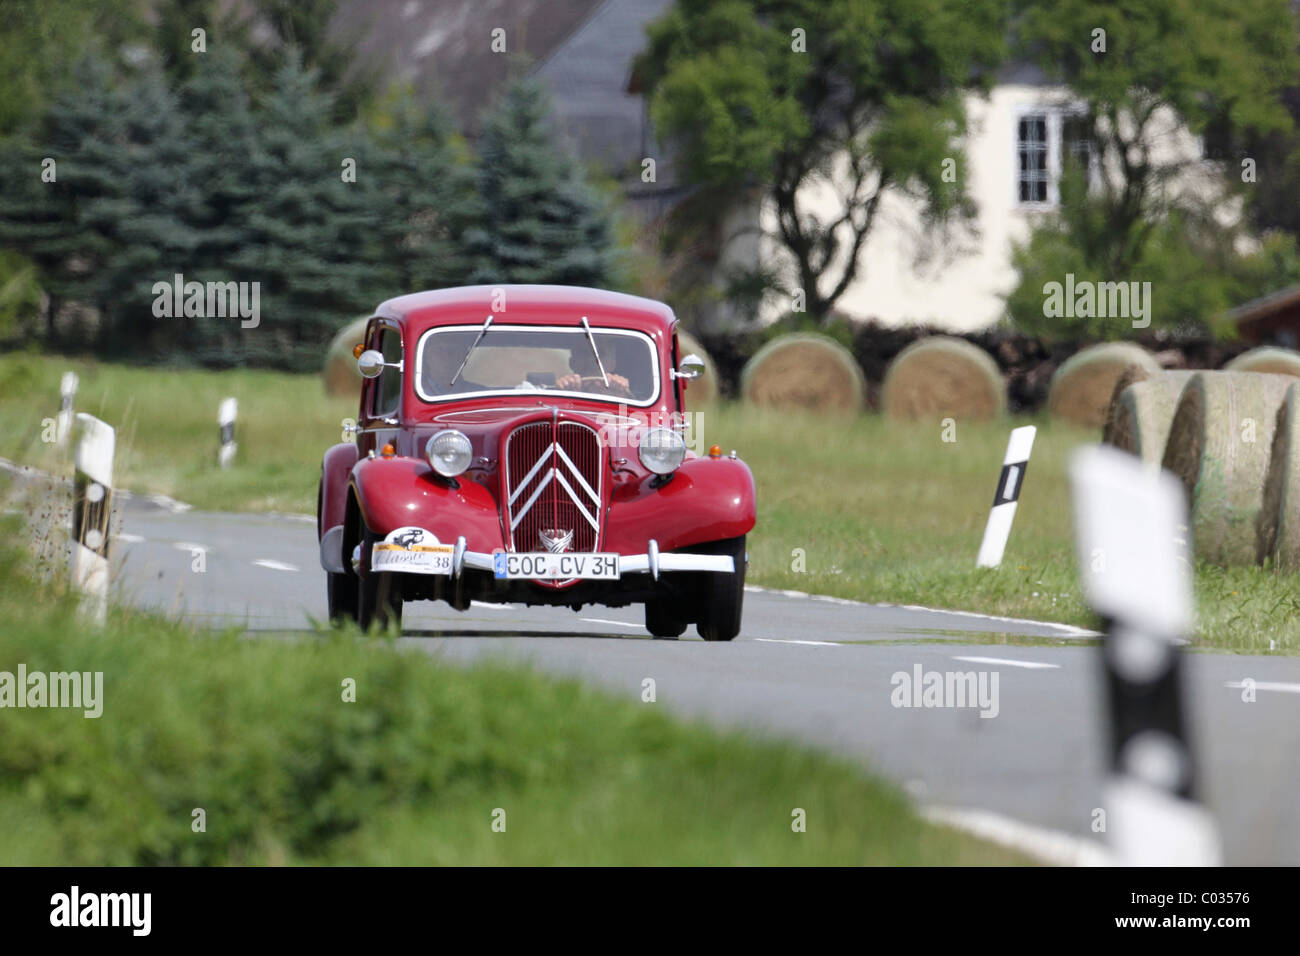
673 354 706 381
357 349 387 379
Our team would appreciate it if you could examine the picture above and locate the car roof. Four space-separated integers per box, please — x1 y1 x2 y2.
373 285 677 335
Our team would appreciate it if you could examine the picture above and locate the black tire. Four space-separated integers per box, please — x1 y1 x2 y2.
645 598 688 638
696 535 746 642
327 572 358 624
356 529 403 633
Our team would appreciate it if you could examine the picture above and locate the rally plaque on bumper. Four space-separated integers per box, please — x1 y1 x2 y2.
493 551 620 580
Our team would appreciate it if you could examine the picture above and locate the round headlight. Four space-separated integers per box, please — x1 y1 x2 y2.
426 429 472 477
638 427 686 475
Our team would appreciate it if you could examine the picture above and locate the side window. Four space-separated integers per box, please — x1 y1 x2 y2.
372 327 403 417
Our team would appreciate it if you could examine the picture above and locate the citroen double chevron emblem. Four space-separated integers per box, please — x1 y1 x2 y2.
539 528 574 553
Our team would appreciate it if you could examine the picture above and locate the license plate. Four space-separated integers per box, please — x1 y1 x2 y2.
372 542 454 575
493 551 620 580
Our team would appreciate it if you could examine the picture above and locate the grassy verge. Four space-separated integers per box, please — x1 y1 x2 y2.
1 352 1295 652
0 512 1023 865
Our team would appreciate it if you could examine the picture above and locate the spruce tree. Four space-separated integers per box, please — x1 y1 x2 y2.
464 81 614 288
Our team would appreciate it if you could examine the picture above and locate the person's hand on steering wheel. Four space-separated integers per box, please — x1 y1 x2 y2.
557 372 631 395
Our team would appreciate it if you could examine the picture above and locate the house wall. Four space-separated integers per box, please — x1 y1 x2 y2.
754 83 1222 332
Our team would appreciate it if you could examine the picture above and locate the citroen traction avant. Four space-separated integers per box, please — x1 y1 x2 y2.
316 285 756 639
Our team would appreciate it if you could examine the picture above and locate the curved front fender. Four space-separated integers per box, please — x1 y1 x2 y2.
605 457 757 553
350 456 505 552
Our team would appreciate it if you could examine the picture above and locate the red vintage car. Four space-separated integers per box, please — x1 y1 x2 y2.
316 285 756 639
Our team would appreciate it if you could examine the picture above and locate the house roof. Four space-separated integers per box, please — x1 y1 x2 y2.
1228 283 1300 328
329 0 607 131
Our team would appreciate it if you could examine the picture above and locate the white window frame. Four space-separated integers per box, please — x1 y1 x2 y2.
1013 103 1097 208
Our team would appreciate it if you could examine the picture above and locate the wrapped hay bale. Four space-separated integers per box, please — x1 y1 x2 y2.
1048 342 1161 427
1101 369 1194 464
741 333 865 412
1257 382 1300 568
677 329 718 405
323 316 371 396
1224 346 1300 378
880 335 1004 421
1160 371 1294 566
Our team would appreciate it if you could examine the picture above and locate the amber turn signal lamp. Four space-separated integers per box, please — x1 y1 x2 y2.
708 444 722 458
352 342 365 359
381 442 396 458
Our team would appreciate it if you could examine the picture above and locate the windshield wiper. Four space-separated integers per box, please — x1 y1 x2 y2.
579 315 609 387
450 314 493 386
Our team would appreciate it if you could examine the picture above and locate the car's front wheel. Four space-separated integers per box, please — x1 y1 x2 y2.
356 529 403 633
327 571 358 624
645 598 687 638
695 535 746 642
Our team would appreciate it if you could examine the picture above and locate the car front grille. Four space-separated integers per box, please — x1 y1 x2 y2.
503 419 603 554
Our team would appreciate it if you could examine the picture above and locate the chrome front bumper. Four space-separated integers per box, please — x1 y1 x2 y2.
320 527 734 579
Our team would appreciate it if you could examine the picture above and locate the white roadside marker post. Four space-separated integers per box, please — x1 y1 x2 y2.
1069 444 1221 866
56 371 78 445
976 425 1036 568
218 397 237 469
70 413 115 626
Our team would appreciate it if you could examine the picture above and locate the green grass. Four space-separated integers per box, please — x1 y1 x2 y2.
0 512 1024 865
1 352 1295 652
0 350 355 513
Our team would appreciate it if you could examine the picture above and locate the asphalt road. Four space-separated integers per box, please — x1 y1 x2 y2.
108 496 1300 865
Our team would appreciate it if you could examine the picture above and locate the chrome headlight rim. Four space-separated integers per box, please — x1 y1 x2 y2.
425 429 472 477
638 426 687 475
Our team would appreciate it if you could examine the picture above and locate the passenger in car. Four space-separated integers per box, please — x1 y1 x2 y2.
557 339 632 397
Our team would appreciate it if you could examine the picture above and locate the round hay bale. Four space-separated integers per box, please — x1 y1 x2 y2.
880 335 1004 421
740 333 865 413
323 316 371 396
1048 342 1161 427
1224 346 1300 378
1258 382 1300 568
1160 371 1295 566
676 329 718 405
1101 370 1194 464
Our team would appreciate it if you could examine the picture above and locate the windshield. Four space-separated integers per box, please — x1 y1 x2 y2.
415 324 660 405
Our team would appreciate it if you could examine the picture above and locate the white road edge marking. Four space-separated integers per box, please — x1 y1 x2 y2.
953 655 1060 670
755 638 841 647
744 584 1100 637
253 559 299 572
580 617 642 628
173 542 209 553
921 805 1113 866
1225 680 1300 695
470 601 516 611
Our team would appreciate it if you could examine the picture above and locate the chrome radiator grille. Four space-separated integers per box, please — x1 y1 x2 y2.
503 420 603 554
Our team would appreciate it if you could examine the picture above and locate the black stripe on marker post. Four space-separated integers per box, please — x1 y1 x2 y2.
72 471 112 559
992 461 1029 506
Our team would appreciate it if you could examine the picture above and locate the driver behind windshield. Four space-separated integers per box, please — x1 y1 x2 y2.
556 337 632 397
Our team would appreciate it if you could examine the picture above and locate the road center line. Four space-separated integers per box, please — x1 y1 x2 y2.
253 559 299 572
755 638 841 646
952 655 1059 669
1225 680 1300 695
173 542 209 553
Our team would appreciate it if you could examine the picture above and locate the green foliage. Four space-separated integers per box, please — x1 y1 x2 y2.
638 0 1008 320
1012 0 1300 277
464 81 615 287
0 507 1020 865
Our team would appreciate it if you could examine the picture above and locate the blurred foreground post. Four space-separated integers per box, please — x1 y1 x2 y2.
976 425 1035 568
1070 444 1220 865
56 371 78 445
218 397 237 469
70 413 114 626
